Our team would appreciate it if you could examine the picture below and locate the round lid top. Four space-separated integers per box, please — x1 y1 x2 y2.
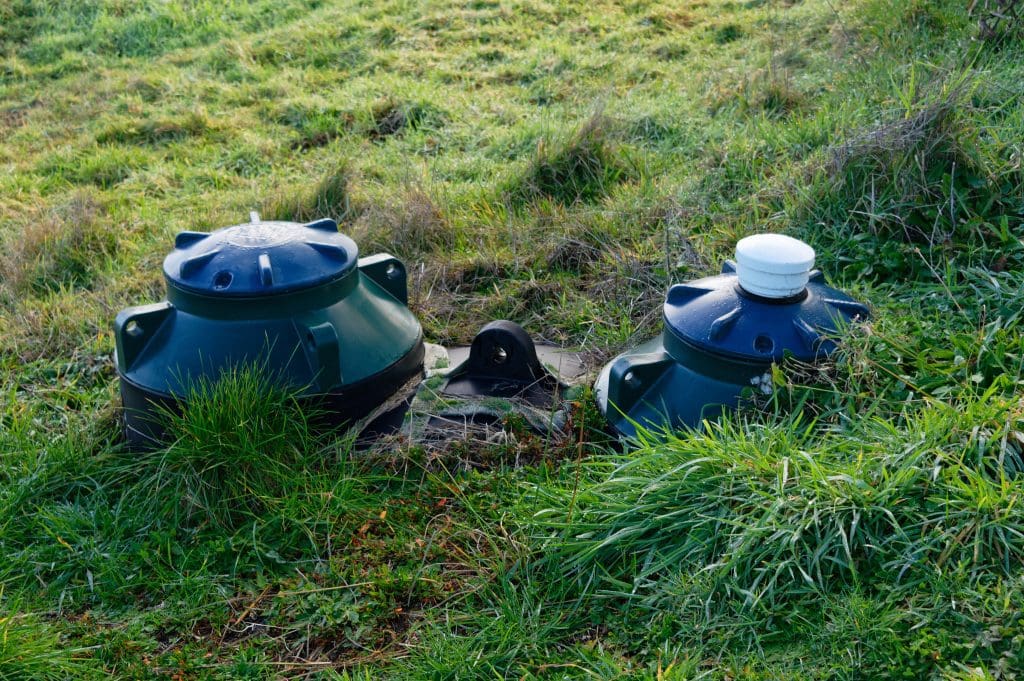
163 215 358 297
735 234 815 298
663 259 869 364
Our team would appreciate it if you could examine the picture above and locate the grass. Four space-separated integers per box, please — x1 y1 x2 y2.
0 596 90 679
533 401 1024 602
263 161 354 222
1 0 1024 677
504 112 639 205
0 190 118 296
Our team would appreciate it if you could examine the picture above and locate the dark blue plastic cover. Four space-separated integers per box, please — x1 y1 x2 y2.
663 261 870 363
163 217 358 297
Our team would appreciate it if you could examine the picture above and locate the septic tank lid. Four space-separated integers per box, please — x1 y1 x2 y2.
163 214 358 297
663 234 869 363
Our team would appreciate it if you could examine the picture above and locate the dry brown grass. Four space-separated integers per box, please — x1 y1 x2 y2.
504 112 637 205
354 186 453 255
262 162 353 223
545 237 602 272
706 64 805 118
828 92 962 178
824 82 982 246
973 0 1024 41
0 191 118 299
406 257 516 344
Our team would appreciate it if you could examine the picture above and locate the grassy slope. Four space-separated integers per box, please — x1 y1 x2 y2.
1 0 1023 678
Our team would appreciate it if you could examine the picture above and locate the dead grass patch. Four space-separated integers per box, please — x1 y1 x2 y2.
644 8 700 32
545 237 602 272
404 258 516 343
0 192 118 298
0 98 41 132
707 66 805 118
354 187 452 255
826 82 982 245
368 98 446 140
0 289 111 363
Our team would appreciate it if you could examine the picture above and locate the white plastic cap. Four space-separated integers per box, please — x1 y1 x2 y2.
735 234 815 299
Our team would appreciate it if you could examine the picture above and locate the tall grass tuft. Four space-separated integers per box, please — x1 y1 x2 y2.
505 113 637 205
355 185 451 255
807 69 1024 280
532 395 1024 609
264 162 352 222
114 364 331 532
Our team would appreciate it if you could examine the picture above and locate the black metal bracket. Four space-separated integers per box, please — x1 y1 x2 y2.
442 320 564 408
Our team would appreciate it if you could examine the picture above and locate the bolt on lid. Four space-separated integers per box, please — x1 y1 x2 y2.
735 234 815 299
163 214 359 297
